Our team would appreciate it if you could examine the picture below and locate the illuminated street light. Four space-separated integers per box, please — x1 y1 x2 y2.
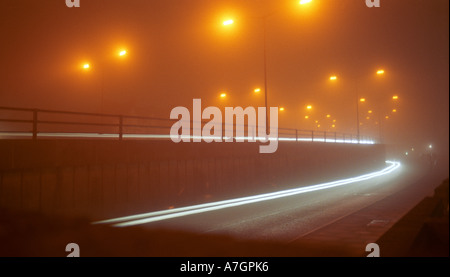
392 95 399 100
326 114 331 118
300 0 312 4
429 144 433 149
385 115 389 119
254 88 261 93
119 50 127 56
279 107 285 112
220 92 227 98
304 115 309 119
222 1 311 133
329 68 385 143
83 63 90 69
392 109 397 113
306 105 312 110
223 19 234 26
368 110 373 114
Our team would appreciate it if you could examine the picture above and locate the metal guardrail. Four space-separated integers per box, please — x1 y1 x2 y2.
0 106 374 144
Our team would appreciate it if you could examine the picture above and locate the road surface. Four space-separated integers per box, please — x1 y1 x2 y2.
92 159 438 256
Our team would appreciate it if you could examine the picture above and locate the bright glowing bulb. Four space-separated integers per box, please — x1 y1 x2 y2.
326 114 331 118
307 105 312 110
377 69 385 75
119 50 127 56
279 107 285 111
300 0 312 5
392 109 397 113
223 19 234 26
220 93 227 98
360 98 366 102
304 115 309 119
254 88 261 93
368 110 373 114
329 76 337 81
393 95 399 100
83 63 90 69
385 115 389 119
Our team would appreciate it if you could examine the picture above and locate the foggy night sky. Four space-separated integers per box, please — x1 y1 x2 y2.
0 0 448 169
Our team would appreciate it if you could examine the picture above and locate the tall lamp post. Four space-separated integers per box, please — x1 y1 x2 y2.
81 48 128 114
222 0 313 133
329 69 384 143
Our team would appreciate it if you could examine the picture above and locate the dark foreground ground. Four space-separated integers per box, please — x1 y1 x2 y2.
0 178 447 257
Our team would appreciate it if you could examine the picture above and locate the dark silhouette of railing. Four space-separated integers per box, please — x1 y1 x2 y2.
0 106 374 144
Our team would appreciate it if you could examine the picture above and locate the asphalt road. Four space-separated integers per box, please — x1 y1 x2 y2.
96 159 437 249
1 158 442 257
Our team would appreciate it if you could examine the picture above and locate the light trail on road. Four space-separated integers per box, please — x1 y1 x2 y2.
94 161 401 227
0 132 375 144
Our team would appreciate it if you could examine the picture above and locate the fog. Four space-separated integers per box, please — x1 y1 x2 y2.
0 0 448 178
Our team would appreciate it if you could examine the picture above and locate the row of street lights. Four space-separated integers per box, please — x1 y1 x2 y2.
76 1 400 144
220 1 401 143
217 67 400 142
328 69 389 142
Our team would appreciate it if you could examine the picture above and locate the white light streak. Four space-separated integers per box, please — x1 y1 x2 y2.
0 133 376 144
94 161 400 227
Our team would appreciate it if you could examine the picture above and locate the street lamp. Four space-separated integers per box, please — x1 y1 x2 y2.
223 19 234 26
329 69 385 143
226 0 312 133
79 47 129 114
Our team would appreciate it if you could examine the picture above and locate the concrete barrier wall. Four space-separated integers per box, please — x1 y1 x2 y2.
0 140 385 219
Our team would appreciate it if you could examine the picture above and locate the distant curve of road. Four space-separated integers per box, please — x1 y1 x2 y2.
94 159 435 246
